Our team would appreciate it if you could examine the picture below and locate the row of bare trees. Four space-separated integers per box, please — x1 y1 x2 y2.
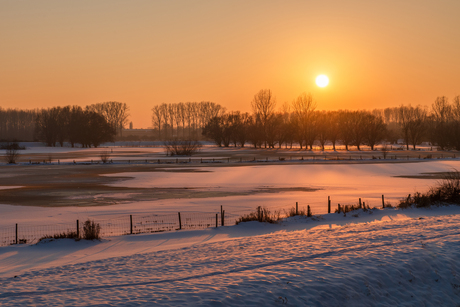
0 101 129 146
202 89 460 151
86 101 130 137
0 108 37 141
35 106 116 147
151 102 225 140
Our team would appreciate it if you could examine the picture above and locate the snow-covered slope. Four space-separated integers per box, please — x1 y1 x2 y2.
1 206 460 306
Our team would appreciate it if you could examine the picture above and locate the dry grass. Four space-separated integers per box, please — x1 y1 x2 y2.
236 206 281 224
237 205 314 224
398 170 460 208
39 230 79 242
83 219 101 240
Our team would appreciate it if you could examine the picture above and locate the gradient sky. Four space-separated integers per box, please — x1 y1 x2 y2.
1 0 459 128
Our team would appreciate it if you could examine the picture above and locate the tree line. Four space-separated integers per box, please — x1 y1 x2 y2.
151 101 225 140
0 101 129 147
0 108 36 141
202 89 460 151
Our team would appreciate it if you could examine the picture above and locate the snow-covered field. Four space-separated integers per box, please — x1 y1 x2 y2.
1 207 460 306
2 144 460 305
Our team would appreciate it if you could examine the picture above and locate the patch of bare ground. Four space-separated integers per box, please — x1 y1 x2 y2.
394 171 459 180
0 164 320 207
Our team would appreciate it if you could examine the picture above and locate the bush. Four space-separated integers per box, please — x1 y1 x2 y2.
100 151 111 163
236 206 281 224
398 170 460 208
4 147 19 164
83 219 101 240
164 139 202 156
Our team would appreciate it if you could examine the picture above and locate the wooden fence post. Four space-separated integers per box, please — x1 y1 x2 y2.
16 223 18 244
130 215 133 234
382 195 385 208
76 220 79 238
296 202 298 215
338 204 341 213
221 205 223 226
216 213 218 228
328 196 331 213
359 198 362 208
178 212 182 230
222 210 225 226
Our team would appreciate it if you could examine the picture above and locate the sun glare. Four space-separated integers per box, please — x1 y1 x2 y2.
316 75 329 88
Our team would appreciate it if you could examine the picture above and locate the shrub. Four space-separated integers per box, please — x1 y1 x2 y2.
398 170 460 208
164 139 202 156
100 151 111 163
4 147 19 164
83 219 101 240
236 206 281 224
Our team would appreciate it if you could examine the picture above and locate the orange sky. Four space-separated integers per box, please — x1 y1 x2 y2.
1 1 459 128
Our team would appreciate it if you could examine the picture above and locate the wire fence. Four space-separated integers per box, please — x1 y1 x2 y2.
18 151 459 166
1 194 395 247
0 210 242 247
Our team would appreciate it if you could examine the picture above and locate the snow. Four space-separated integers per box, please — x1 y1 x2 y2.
2 144 460 305
1 206 460 306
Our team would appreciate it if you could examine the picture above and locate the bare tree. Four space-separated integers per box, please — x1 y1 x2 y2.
398 105 427 150
87 102 130 137
431 96 452 150
151 105 165 140
252 89 276 148
292 93 316 150
364 112 387 150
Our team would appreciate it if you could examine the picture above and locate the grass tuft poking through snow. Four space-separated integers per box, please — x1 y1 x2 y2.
399 170 460 208
236 206 281 224
237 205 315 224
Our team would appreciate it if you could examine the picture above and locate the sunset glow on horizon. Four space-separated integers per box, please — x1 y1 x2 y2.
1 1 459 128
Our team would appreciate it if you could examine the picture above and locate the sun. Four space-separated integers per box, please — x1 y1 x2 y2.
316 75 329 87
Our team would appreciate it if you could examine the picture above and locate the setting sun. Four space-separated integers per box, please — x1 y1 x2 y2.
316 75 329 88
